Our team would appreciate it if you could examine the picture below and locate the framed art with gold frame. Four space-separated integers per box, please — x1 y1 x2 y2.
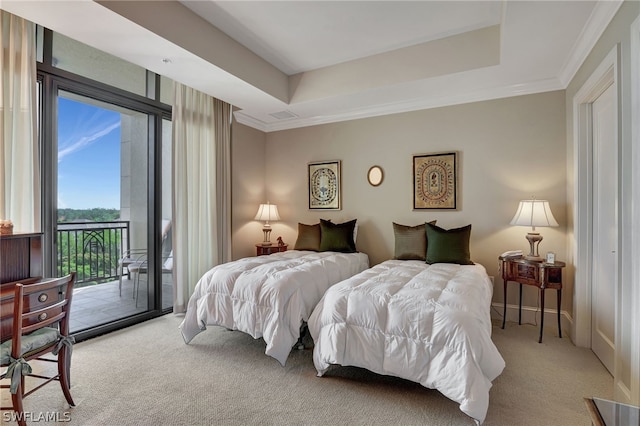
413 152 457 210
308 160 341 210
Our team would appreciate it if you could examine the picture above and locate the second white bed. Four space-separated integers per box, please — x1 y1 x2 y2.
308 259 505 424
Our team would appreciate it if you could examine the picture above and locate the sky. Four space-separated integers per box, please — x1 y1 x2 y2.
57 97 121 210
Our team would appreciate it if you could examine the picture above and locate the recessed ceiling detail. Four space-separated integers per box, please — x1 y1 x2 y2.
1 0 623 132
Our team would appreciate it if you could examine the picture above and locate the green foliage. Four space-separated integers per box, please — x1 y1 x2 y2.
58 208 120 223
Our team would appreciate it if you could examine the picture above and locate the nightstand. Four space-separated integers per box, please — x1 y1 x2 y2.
256 244 288 256
499 256 565 343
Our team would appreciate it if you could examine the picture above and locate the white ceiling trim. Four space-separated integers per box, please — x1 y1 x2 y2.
558 0 623 87
1 0 623 134
234 0 623 133
235 76 564 133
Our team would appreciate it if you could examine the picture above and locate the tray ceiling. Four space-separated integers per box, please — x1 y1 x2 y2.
1 1 623 132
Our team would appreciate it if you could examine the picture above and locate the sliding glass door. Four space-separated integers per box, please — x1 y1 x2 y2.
55 90 152 332
37 27 173 341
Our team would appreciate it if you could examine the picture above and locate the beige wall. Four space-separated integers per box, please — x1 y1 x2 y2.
230 122 266 260
232 91 568 313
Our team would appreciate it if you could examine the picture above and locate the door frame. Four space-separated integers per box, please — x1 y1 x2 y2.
37 50 172 342
572 47 619 351
629 15 640 405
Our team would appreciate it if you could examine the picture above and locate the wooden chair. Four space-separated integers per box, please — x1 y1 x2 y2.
0 273 76 426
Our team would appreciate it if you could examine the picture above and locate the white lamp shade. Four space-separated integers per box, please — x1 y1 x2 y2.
254 203 281 223
510 200 559 230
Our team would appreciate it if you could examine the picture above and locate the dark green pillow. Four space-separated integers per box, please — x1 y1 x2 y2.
294 222 321 251
393 220 436 260
319 219 357 253
425 223 474 265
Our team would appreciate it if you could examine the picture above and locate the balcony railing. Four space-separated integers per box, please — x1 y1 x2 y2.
57 221 130 287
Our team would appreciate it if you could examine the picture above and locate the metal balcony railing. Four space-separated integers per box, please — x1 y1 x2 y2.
56 221 130 287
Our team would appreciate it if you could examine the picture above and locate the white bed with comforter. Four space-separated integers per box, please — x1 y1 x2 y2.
308 259 505 424
179 250 369 366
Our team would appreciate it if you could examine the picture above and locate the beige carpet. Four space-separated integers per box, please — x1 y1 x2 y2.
1 314 612 425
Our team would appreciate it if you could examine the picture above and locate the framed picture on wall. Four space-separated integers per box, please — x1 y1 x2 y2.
413 152 457 210
308 160 341 210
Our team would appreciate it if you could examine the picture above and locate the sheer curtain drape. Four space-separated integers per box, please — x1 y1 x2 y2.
0 11 40 232
172 83 231 312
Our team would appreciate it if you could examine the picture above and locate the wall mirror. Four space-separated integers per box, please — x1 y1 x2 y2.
367 166 384 186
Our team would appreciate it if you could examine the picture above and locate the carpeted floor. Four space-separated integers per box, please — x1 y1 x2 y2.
1 314 613 425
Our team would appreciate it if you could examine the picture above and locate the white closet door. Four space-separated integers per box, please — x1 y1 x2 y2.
591 82 617 374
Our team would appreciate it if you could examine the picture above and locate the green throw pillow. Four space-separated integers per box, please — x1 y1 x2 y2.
393 220 436 260
294 222 321 251
319 219 357 253
425 223 474 265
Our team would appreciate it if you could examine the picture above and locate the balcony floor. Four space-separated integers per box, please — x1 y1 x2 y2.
70 276 173 333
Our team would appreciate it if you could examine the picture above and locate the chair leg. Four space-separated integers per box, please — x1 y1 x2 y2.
134 272 149 308
58 346 75 407
119 263 128 297
11 380 26 426
134 272 140 308
131 271 138 300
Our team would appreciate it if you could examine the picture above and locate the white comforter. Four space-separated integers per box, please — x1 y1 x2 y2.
308 260 505 424
179 250 369 366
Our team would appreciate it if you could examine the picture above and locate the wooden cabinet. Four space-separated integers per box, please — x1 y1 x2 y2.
0 232 43 284
499 256 565 343
1 232 44 342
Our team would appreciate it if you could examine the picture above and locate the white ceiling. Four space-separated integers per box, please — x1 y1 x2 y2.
181 1 504 75
1 1 623 132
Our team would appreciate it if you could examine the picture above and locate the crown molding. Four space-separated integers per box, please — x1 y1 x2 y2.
233 2 621 134
558 0 623 87
234 77 563 133
233 112 269 132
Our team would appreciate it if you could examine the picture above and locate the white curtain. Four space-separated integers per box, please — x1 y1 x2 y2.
172 82 231 312
0 11 40 232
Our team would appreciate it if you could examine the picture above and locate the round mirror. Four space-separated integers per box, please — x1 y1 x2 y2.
367 166 384 186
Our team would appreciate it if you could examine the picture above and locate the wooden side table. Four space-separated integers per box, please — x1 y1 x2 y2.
499 256 565 343
256 244 288 256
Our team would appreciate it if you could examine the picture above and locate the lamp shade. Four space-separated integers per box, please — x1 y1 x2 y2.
510 200 559 230
254 203 280 223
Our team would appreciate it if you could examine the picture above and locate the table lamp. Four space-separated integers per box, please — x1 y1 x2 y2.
510 199 558 261
254 202 280 246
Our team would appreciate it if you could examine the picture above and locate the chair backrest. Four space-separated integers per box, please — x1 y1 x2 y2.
9 273 75 359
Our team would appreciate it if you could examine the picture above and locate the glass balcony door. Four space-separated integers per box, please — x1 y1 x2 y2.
55 90 152 333
36 27 173 342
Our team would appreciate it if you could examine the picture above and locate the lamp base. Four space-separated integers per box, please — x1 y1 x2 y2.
261 227 272 246
524 255 544 262
525 232 544 261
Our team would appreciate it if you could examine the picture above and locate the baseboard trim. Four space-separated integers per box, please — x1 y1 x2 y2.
491 302 574 340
